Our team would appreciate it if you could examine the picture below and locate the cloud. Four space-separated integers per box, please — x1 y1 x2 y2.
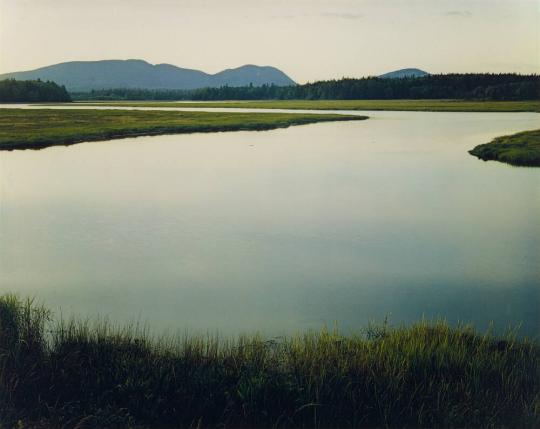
271 12 363 20
322 12 363 20
444 10 472 17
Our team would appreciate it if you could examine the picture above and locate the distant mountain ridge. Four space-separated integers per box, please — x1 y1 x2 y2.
379 68 429 79
0 59 296 91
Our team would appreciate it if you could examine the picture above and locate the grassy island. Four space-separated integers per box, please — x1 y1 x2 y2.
73 99 540 112
469 129 540 167
1 295 538 428
0 108 365 150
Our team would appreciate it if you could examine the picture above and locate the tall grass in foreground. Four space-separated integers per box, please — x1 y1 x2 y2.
1 295 538 428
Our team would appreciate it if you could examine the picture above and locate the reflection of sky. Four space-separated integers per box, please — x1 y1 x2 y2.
1 111 539 336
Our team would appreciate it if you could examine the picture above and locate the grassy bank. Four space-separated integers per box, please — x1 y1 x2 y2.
73 99 540 112
469 129 540 167
1 295 538 428
0 109 365 150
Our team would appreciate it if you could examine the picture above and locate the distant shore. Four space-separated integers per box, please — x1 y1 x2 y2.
0 108 366 151
73 99 540 112
1 294 538 428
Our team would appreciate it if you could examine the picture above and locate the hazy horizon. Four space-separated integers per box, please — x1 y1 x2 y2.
1 0 538 83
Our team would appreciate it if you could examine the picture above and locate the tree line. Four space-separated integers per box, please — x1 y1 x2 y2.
0 79 71 102
72 73 539 101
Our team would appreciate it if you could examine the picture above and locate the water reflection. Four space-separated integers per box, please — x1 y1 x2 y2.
1 111 539 336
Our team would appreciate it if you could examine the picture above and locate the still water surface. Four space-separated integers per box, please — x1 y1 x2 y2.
1 110 539 336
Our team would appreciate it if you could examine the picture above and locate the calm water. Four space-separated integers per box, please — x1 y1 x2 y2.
1 110 539 336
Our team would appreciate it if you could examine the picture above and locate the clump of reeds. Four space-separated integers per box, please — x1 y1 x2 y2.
1 294 538 428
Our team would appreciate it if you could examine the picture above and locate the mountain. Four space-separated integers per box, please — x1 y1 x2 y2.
0 60 296 91
379 68 429 79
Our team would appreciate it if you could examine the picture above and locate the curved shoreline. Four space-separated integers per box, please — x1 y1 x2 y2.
0 108 367 151
469 128 540 167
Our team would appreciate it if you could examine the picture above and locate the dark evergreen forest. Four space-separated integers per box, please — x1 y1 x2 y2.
72 74 539 101
0 79 71 102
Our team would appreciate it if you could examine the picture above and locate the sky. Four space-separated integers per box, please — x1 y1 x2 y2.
0 0 538 83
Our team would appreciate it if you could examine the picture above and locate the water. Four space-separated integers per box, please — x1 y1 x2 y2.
1 109 539 336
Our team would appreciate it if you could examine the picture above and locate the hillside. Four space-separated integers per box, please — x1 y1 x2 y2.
0 60 296 91
379 68 429 78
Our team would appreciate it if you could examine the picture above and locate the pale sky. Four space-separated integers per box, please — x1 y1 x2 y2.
0 0 538 83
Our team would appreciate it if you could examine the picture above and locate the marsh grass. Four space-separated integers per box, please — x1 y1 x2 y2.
469 128 540 166
0 109 365 151
1 295 539 428
74 99 540 112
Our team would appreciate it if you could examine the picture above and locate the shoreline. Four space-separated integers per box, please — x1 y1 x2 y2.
0 108 366 151
469 128 540 166
70 99 540 113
